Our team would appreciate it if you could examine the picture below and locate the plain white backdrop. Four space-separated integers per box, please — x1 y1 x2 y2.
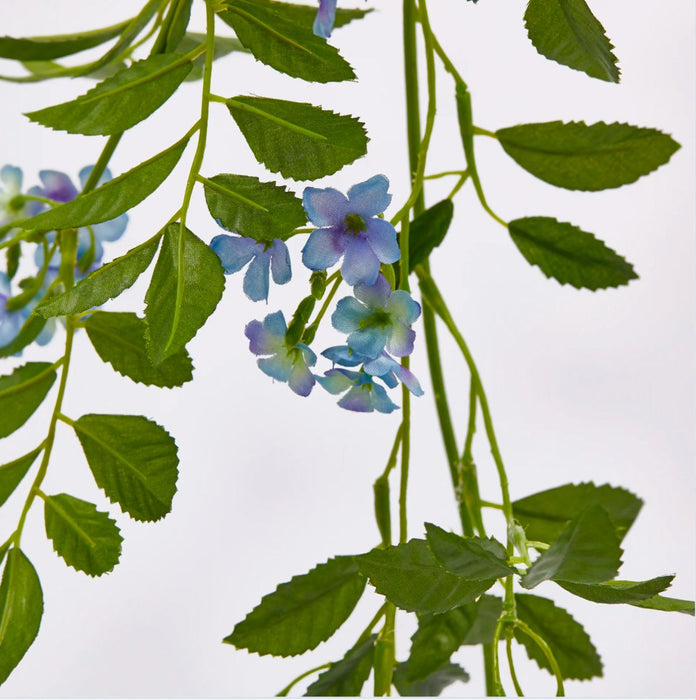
0 1 694 696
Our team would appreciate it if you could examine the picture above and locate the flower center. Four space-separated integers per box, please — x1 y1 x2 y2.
361 309 392 329
344 213 366 236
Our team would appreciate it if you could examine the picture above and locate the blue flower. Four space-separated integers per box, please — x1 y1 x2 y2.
317 368 399 413
0 165 30 228
0 272 22 347
313 0 337 38
331 274 421 359
245 311 317 396
302 175 400 286
210 233 291 302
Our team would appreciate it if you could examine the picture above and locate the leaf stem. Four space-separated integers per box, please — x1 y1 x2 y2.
275 663 331 697
506 635 525 696
374 426 402 547
514 620 565 696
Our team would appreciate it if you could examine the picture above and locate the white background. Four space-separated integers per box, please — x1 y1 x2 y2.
0 1 694 696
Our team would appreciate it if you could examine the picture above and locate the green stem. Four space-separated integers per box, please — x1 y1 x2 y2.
374 426 402 547
462 377 486 536
83 133 123 193
506 635 524 696
515 621 565 696
303 273 342 343
275 663 331 697
424 169 468 180
374 603 396 696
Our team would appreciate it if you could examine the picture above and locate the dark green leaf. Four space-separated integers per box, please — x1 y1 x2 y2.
35 234 160 318
524 0 619 82
355 539 495 614
394 662 469 697
425 523 515 579
630 595 695 616
558 576 674 604
508 217 637 290
409 200 454 271
43 493 122 576
0 447 41 507
159 0 193 52
512 481 642 544
219 0 355 83
260 3 373 31
0 542 8 567
85 312 193 388
0 548 43 684
0 363 56 438
227 96 368 180
305 635 375 696
72 414 178 522
497 121 679 191
0 314 46 358
514 594 602 680
224 556 365 657
26 53 193 135
203 174 306 242
144 223 225 364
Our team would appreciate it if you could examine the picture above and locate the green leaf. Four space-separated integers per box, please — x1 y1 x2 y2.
219 0 355 83
0 314 46 359
406 596 502 682
0 447 42 507
425 523 515 579
259 3 373 31
354 539 496 614
72 414 178 522
508 217 637 291
558 576 674 604
203 174 306 242
144 223 225 364
226 96 368 180
512 481 642 544
26 53 193 136
305 635 375 696
159 0 193 52
181 33 248 82
0 548 43 685
43 493 122 576
0 363 57 438
497 121 680 191
393 662 469 697
630 595 695 616
35 234 160 318
408 200 454 271
0 542 8 568
521 505 622 588
0 19 130 61
224 556 366 657
524 0 619 82
514 594 602 680
85 312 193 388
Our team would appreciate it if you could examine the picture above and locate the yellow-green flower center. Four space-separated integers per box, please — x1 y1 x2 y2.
344 213 366 235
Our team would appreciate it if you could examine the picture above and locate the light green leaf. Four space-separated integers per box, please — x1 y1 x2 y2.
144 223 225 364
219 0 355 83
43 493 122 576
26 53 193 135
393 662 469 697
0 363 56 438
508 217 637 290
305 635 375 696
0 314 46 359
408 200 454 272
85 312 193 388
224 556 365 657
0 548 43 684
355 539 496 614
514 594 602 680
558 576 674 604
524 0 619 82
0 447 42 507
72 414 178 522
227 96 368 180
630 595 695 616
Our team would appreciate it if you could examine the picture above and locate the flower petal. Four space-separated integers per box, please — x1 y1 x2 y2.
322 345 364 367
393 364 424 396
386 290 421 324
210 234 258 274
288 360 315 396
258 354 293 382
363 352 399 377
245 314 284 355
264 310 287 337
38 170 78 202
347 326 389 358
78 165 112 190
303 186 349 226
313 0 337 38
338 385 374 412
269 239 292 284
369 383 399 413
332 296 369 333
354 274 391 309
0 165 22 193
243 251 270 302
347 175 392 218
317 368 357 394
386 320 416 357
93 214 128 243
341 236 380 286
364 217 400 264
302 227 345 271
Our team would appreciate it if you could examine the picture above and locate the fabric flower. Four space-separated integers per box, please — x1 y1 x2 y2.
313 0 337 38
245 311 316 396
0 272 22 347
0 165 30 228
210 233 291 302
302 175 400 286
332 274 421 359
317 368 398 413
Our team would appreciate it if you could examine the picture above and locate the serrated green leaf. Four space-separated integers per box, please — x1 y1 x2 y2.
629 595 695 616
355 539 495 614
43 493 122 576
497 121 680 191
508 217 637 290
72 414 178 522
181 32 248 81
203 174 306 242
36 234 160 318
0 314 46 359
224 556 365 657
521 505 622 588
394 662 469 697
227 96 368 180
219 0 355 83
512 481 642 544
305 635 375 696
425 523 515 579
406 596 502 682
524 0 619 82
144 223 225 364
558 575 674 604
514 594 602 680
0 363 56 438
26 53 193 136
409 200 454 271
0 548 43 684
0 447 42 507
85 312 193 388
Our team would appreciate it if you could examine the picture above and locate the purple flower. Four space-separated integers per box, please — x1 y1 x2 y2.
210 233 291 302
313 0 337 38
245 311 316 397
0 272 22 347
302 175 400 286
317 368 399 413
0 166 30 228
